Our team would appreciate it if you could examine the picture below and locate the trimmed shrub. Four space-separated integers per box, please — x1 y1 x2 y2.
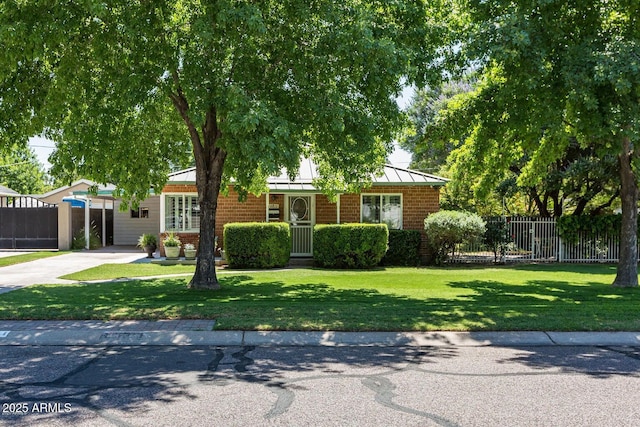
314 224 388 268
381 229 422 266
223 222 291 268
424 210 486 265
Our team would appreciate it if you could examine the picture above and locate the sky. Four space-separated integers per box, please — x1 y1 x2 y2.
28 87 415 171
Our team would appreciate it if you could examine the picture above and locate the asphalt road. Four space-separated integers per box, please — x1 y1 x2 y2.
1 344 640 426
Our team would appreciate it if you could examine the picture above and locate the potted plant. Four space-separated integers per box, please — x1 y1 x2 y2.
137 233 157 258
184 243 197 260
163 232 181 259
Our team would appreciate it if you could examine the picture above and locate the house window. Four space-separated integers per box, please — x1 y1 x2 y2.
361 194 402 229
164 195 200 232
130 207 149 218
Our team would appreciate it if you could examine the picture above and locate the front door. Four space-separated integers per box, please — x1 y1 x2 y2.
286 195 314 257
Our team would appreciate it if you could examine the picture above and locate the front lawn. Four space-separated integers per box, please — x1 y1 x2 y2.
0 251 69 267
1 264 639 331
61 263 196 281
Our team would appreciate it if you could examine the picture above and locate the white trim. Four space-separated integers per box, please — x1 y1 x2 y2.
163 193 200 233
265 191 270 222
360 193 403 229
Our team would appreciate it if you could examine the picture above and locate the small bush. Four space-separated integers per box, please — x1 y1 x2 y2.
72 223 102 250
424 210 486 265
484 218 512 263
223 222 291 268
381 229 422 266
314 224 388 268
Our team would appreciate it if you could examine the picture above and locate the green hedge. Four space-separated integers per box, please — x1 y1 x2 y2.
314 224 388 268
556 214 635 243
381 229 422 266
223 222 291 268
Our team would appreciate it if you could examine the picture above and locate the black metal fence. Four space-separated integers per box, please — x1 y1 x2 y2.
0 197 58 249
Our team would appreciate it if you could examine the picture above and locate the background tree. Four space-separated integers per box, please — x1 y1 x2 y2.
0 1 444 289
427 0 639 286
404 79 620 217
0 144 50 195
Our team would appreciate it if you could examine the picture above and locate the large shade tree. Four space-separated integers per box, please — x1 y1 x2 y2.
403 78 620 217
434 0 640 286
0 1 445 289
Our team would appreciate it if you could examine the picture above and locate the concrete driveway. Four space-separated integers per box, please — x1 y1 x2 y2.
0 246 150 294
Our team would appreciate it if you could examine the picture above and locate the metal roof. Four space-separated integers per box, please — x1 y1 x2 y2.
168 159 447 192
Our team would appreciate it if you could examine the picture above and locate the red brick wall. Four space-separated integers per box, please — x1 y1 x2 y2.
161 185 267 254
160 184 441 259
316 194 338 224
159 232 199 257
338 186 440 259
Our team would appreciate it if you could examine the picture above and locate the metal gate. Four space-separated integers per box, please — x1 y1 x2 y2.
286 195 314 257
0 197 58 249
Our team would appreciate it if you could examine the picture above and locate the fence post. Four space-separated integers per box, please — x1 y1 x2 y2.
558 237 563 262
530 224 535 260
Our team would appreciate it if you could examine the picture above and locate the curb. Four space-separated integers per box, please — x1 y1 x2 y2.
2 330 640 347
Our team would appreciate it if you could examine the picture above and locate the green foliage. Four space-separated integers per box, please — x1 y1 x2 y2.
0 1 442 201
557 215 629 244
381 229 422 266
163 233 181 248
313 224 388 269
401 78 475 175
483 218 512 263
137 233 158 248
0 144 50 194
424 210 486 265
71 224 101 250
0 1 445 287
224 222 291 269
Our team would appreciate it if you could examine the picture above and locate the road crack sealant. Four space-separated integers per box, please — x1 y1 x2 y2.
197 345 461 425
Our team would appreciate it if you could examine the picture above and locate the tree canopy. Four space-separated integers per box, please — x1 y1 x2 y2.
425 0 640 286
0 0 445 288
0 144 50 194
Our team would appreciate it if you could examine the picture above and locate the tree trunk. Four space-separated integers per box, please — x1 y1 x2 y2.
188 108 227 290
612 136 638 288
170 83 226 290
188 156 225 289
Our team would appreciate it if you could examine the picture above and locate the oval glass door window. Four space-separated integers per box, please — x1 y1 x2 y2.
290 197 309 222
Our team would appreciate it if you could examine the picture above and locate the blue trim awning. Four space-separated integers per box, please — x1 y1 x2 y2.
62 197 86 208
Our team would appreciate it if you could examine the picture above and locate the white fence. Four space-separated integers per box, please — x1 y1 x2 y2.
450 216 629 263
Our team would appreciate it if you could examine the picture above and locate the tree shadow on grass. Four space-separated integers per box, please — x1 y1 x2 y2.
508 262 618 275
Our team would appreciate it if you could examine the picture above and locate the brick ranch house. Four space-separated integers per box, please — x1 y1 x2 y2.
158 159 447 259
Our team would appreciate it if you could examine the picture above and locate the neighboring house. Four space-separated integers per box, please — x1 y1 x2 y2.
40 180 115 248
159 159 447 258
0 184 19 206
112 196 160 246
38 179 97 205
0 184 19 196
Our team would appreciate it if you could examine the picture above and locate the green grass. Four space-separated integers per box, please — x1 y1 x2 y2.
61 263 196 281
0 251 69 267
2 263 640 331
